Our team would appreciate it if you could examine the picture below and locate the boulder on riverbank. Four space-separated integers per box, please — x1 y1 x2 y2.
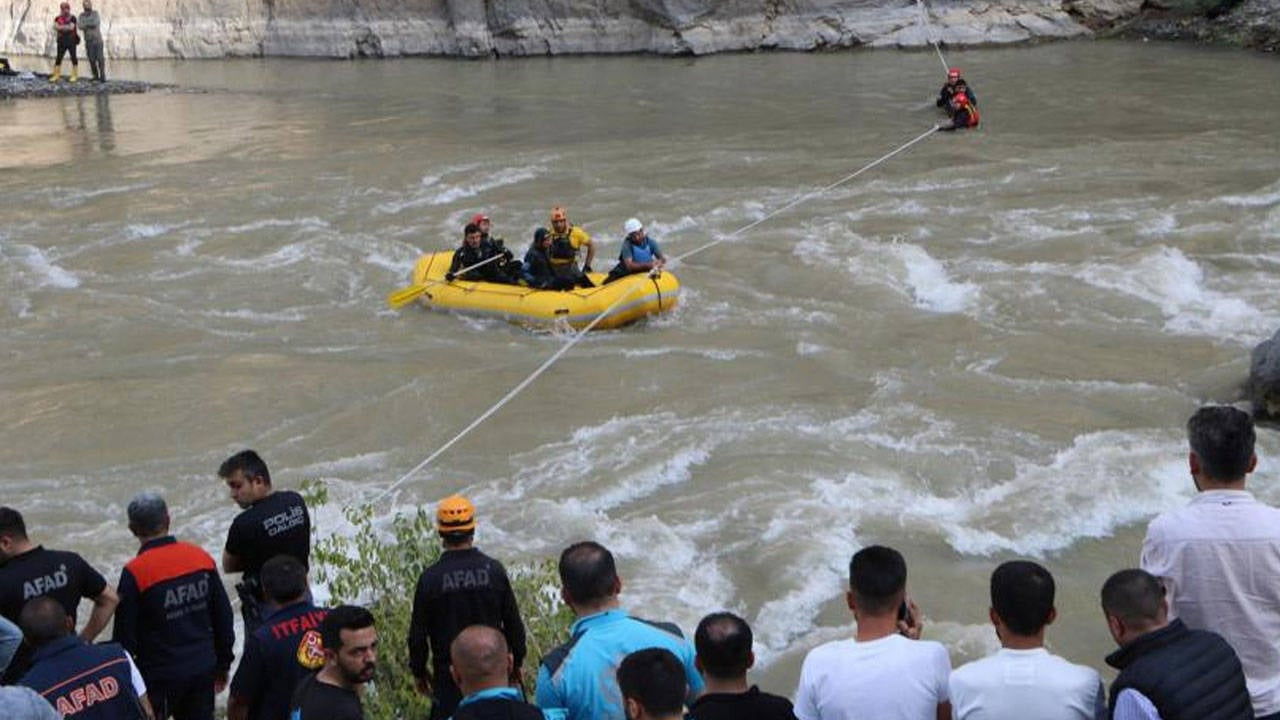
1250 329 1280 420
0 0 1274 59
0 72 154 99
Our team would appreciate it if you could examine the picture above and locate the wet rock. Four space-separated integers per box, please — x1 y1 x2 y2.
0 72 154 99
1249 329 1280 420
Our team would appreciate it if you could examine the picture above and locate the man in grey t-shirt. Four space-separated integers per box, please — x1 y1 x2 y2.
79 0 104 81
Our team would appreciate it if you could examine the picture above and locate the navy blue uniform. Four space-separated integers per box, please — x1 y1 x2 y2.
20 636 146 720
408 548 526 720
113 536 234 720
226 490 310 634
231 601 329 720
0 546 108 682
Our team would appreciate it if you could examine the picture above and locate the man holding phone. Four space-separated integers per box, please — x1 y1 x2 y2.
794 545 951 720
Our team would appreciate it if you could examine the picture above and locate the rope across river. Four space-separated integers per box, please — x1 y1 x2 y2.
373 123 942 503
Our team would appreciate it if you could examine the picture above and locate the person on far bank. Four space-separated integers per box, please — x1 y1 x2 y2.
0 506 119 683
937 68 976 110
79 0 104 82
50 2 79 83
949 560 1104 720
18 595 155 720
1100 568 1251 720
450 625 566 720
688 612 797 720
938 93 979 132
229 555 329 720
536 541 703 720
547 206 595 288
447 223 518 284
793 545 951 720
113 493 234 720
409 495 527 720
617 648 688 720
604 218 666 285
219 449 311 636
1141 405 1280 720
289 605 377 720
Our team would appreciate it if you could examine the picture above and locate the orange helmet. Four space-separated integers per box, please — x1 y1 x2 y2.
436 495 476 533
550 206 568 222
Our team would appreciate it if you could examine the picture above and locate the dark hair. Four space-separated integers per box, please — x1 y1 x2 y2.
991 560 1055 636
849 545 907 615
533 227 549 244
261 554 308 604
126 492 168 537
464 223 481 236
218 450 271 486
1188 406 1255 482
1101 569 1165 626
0 507 27 541
559 541 618 606
320 604 376 652
19 596 69 646
616 648 686 717
694 612 752 679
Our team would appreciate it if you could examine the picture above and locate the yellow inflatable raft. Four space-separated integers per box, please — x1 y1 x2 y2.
410 251 680 331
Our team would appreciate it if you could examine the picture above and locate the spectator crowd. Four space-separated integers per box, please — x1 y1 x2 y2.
0 405 1274 720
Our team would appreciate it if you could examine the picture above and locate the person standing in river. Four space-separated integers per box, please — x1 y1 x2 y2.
79 0 104 82
219 450 311 637
50 2 79 83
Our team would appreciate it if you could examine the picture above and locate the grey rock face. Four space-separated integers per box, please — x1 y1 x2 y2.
1250 329 1280 420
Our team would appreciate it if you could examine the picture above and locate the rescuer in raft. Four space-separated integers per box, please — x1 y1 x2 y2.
605 218 666 284
546 206 596 288
447 224 520 284
937 67 976 111
522 228 576 291
938 92 979 131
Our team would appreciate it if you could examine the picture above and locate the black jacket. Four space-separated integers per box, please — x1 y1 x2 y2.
1106 619 1252 720
407 548 527 702
451 241 511 282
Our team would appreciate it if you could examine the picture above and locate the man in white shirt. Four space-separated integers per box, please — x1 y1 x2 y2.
1141 405 1280 720
950 560 1104 720
794 545 951 720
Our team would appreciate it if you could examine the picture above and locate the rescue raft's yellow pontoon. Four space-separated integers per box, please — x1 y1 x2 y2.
410 251 680 331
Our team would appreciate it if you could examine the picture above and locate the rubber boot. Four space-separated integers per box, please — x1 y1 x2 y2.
49 62 62 83
69 65 78 83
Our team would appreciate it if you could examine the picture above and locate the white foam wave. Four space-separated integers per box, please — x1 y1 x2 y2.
49 182 152 208
223 217 330 234
1219 181 1280 208
200 308 308 323
374 166 544 215
1078 245 1269 341
14 244 79 289
889 242 980 314
796 342 827 355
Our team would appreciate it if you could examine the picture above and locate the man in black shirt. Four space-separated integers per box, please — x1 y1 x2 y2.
617 648 686 720
229 555 328 720
289 605 377 720
218 450 311 635
687 612 797 720
0 506 118 683
408 495 526 720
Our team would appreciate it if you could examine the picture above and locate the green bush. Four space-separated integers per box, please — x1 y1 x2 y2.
303 481 572 720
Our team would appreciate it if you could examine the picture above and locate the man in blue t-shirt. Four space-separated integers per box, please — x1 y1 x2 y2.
535 542 701 720
604 219 666 285
229 555 328 720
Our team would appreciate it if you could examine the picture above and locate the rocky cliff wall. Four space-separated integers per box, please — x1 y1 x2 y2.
3 0 1270 60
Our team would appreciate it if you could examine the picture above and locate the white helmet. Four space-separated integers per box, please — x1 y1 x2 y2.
624 218 643 234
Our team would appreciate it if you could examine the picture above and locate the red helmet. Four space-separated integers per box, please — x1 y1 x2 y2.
953 92 969 105
947 67 961 80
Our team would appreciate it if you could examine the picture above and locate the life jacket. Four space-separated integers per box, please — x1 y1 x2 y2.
623 238 656 265
957 102 979 128
56 13 77 34
549 229 576 263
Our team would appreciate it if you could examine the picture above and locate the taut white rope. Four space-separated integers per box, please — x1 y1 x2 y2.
914 0 951 75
